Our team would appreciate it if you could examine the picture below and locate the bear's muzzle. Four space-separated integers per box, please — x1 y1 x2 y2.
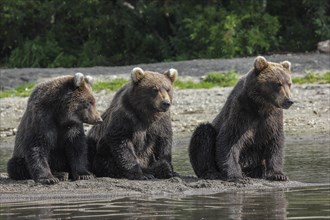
282 99 294 109
160 100 171 112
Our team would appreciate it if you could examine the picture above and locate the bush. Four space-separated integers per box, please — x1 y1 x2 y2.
0 0 328 67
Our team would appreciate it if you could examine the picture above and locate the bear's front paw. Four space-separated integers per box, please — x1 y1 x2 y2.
266 173 288 181
153 161 174 179
78 174 94 180
172 171 180 177
37 177 60 185
202 172 223 180
127 173 154 180
53 172 69 181
226 172 244 182
143 174 155 180
72 171 94 181
156 171 173 179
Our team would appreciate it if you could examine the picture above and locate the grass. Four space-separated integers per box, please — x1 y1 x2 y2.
174 70 239 89
292 71 330 84
1 71 329 98
0 82 35 99
92 79 127 92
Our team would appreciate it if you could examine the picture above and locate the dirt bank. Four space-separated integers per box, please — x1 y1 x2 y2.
1 172 324 202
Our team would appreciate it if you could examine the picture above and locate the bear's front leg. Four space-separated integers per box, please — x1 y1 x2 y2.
265 142 288 181
216 137 244 181
224 149 244 181
94 137 151 180
112 140 152 180
64 126 94 181
153 135 175 179
25 145 59 184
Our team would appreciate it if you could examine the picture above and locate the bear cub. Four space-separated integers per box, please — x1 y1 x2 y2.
189 56 294 181
7 73 102 184
88 67 178 180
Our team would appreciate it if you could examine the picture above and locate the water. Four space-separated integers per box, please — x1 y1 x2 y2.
0 137 329 219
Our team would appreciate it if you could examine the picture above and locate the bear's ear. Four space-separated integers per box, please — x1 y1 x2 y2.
254 56 269 72
131 67 145 83
85 75 94 85
74 72 85 87
164 68 178 83
281 61 291 71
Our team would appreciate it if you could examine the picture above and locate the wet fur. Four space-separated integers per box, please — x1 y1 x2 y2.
189 57 292 181
7 75 100 184
88 70 177 180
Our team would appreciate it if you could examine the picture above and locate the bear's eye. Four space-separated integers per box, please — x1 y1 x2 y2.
152 87 159 93
81 100 93 109
274 82 282 88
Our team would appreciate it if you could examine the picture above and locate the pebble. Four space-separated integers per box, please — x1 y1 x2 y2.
0 84 329 138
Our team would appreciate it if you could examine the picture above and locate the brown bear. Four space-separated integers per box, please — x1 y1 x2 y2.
87 67 178 180
7 73 103 184
189 56 293 181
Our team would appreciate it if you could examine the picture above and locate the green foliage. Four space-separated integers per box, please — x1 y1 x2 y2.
0 83 35 98
292 71 330 84
267 0 330 52
0 0 329 67
175 71 239 89
92 79 128 92
173 5 279 59
2 71 330 98
204 71 239 87
174 80 215 89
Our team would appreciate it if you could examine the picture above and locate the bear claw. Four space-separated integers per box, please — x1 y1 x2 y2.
38 177 60 185
78 175 94 180
267 174 288 181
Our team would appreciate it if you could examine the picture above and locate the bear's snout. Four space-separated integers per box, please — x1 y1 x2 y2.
160 100 171 111
282 99 294 109
94 117 103 124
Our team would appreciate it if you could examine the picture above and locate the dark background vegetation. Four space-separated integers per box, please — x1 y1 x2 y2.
0 0 329 68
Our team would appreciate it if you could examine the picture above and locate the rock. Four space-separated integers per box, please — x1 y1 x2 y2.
317 40 330 53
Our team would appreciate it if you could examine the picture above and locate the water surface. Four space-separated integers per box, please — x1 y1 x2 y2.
0 137 329 219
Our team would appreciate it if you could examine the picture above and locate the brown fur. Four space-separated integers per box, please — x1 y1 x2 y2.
189 56 293 181
88 67 178 180
7 73 102 184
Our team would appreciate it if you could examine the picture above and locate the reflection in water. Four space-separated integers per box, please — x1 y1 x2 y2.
0 137 329 219
285 142 330 183
0 189 290 219
1 187 329 219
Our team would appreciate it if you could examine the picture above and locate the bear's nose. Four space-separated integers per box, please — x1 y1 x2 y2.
160 101 171 111
95 117 103 124
282 99 294 109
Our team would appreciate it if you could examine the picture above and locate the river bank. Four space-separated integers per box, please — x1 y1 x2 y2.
0 53 329 201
